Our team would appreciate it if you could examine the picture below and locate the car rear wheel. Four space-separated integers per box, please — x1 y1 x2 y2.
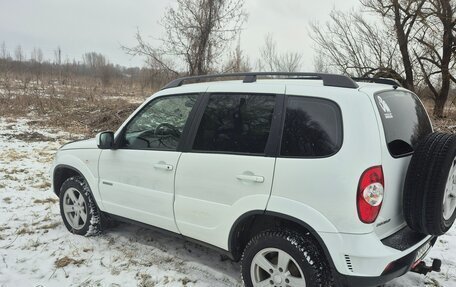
241 230 333 287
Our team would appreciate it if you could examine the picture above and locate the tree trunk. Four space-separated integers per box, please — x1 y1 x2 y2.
434 95 447 118
433 0 453 118
392 0 415 92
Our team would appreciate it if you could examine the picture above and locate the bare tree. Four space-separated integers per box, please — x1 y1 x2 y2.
53 46 62 83
361 0 427 91
82 52 115 86
258 34 302 72
224 38 251 72
311 11 402 80
414 0 456 117
1 41 8 59
54 46 62 65
313 53 331 73
14 45 24 62
30 47 43 63
37 48 43 63
83 52 107 69
312 0 455 117
124 0 247 76
124 31 179 76
29 47 44 83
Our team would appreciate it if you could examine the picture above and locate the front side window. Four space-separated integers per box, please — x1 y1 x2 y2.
280 96 343 157
121 94 198 150
193 94 276 154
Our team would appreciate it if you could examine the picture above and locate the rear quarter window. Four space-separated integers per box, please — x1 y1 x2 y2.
375 90 432 157
280 96 343 157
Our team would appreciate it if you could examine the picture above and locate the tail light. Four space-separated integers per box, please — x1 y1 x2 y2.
357 166 384 223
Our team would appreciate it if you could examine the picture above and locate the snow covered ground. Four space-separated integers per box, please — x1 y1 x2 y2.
0 117 455 287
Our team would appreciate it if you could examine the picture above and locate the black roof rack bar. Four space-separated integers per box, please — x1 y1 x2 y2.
161 72 359 90
352 77 402 87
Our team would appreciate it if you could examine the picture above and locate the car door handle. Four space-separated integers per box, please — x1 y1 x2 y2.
153 163 173 171
236 174 264 183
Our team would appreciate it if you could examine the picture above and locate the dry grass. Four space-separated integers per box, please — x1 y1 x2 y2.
0 94 138 136
33 197 58 204
432 116 456 133
423 99 456 133
136 273 156 287
2 197 12 204
16 227 34 235
0 77 144 136
37 222 60 230
32 182 52 190
0 225 11 232
54 256 85 268
3 174 19 181
0 150 28 161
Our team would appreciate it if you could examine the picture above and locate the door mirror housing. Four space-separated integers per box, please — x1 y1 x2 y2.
96 131 115 149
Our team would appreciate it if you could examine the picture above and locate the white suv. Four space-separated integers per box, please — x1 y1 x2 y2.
51 73 456 287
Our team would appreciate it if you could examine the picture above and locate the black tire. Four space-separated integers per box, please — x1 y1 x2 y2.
59 176 104 236
403 132 456 235
241 230 334 287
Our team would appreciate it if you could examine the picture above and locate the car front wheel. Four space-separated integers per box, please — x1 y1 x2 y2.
59 176 102 236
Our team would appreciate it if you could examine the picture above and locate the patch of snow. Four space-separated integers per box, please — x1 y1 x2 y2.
0 117 455 287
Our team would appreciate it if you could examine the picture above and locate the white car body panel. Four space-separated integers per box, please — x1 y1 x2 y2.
51 79 435 279
98 149 181 233
174 82 285 249
52 142 104 208
270 84 383 234
175 153 275 249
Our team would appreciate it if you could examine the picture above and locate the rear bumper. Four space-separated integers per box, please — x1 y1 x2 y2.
318 226 437 287
335 236 437 287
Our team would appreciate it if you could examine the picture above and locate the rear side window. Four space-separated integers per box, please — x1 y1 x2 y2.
193 94 276 154
280 96 343 157
375 91 432 157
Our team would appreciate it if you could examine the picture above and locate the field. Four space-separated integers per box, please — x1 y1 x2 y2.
0 78 456 287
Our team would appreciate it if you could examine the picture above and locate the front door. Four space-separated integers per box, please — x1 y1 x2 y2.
98 94 198 232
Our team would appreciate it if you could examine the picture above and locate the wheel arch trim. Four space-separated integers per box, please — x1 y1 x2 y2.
227 210 340 279
52 163 104 210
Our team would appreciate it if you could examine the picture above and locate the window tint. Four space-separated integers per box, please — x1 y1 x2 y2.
375 91 432 157
122 94 197 150
281 97 342 157
193 94 276 154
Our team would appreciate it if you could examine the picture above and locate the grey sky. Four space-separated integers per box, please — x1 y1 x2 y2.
0 0 360 70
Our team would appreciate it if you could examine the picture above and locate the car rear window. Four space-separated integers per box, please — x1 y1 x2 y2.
375 90 432 157
280 96 343 157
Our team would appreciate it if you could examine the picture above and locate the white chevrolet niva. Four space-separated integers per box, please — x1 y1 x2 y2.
51 73 456 287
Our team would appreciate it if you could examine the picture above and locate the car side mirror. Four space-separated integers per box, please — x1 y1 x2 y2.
96 131 114 149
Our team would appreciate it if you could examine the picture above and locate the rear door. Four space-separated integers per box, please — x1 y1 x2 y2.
373 90 432 237
174 84 284 248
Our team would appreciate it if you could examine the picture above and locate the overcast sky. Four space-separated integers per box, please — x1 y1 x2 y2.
0 0 360 71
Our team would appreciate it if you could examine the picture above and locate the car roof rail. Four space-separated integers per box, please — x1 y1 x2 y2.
352 77 402 87
161 72 359 90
